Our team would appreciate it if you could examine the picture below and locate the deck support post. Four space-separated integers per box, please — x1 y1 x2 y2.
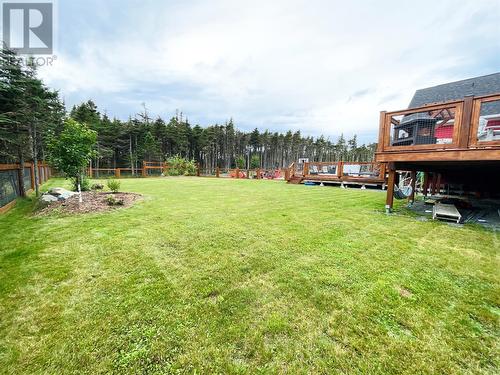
436 173 442 195
431 173 437 196
385 163 396 213
408 171 416 205
422 172 429 197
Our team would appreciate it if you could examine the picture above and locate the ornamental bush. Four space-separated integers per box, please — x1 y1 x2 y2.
165 156 197 176
107 178 121 193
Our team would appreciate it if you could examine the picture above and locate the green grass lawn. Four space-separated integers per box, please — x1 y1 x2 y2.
0 177 498 374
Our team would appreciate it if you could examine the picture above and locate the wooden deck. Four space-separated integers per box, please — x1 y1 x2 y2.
286 161 386 187
375 93 500 211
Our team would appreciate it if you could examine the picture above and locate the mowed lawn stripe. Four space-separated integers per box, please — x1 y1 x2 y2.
0 177 498 374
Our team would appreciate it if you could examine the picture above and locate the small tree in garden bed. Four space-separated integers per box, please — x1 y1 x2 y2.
48 118 97 192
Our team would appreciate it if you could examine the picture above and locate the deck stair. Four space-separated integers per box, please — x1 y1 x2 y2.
288 175 303 184
433 202 462 223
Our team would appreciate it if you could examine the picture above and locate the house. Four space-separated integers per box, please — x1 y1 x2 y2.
375 73 500 211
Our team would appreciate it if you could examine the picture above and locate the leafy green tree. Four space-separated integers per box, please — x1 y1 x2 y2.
250 154 260 169
235 156 245 169
48 119 97 190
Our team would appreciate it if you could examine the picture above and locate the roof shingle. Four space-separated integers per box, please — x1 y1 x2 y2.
409 72 500 108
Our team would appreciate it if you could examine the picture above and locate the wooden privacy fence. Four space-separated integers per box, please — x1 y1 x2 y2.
0 162 53 213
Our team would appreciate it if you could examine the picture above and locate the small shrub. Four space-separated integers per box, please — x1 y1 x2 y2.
91 183 104 190
107 178 121 193
235 156 245 169
165 155 197 176
71 175 91 192
250 155 260 169
106 194 124 206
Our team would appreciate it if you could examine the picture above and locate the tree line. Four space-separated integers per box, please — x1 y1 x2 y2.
69 100 377 172
0 48 65 196
1 47 377 184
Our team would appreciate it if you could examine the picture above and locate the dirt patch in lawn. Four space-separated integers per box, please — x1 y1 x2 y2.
36 191 142 215
397 286 413 298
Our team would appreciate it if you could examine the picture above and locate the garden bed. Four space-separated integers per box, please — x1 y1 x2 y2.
36 191 141 215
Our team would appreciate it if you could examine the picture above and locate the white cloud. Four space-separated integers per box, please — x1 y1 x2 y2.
39 0 500 141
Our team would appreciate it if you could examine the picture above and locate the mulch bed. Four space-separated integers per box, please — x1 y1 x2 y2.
36 191 142 215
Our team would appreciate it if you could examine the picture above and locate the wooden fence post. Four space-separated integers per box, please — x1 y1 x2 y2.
246 169 250 179
115 168 121 178
16 165 25 197
142 161 147 177
235 168 240 179
197 163 201 177
216 167 220 178
30 162 35 190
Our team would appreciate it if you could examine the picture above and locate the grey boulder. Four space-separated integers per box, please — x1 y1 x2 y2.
48 187 77 201
44 188 78 202
41 193 59 203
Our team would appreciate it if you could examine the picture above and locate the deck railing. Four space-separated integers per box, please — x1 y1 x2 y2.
303 161 385 181
285 162 295 180
377 93 500 154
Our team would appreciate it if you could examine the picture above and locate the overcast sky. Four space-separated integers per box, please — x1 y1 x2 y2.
39 0 500 143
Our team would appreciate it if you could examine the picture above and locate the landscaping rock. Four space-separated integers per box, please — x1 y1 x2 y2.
41 193 58 203
47 187 77 201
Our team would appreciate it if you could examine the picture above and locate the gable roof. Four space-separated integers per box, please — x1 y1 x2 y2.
409 72 500 108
